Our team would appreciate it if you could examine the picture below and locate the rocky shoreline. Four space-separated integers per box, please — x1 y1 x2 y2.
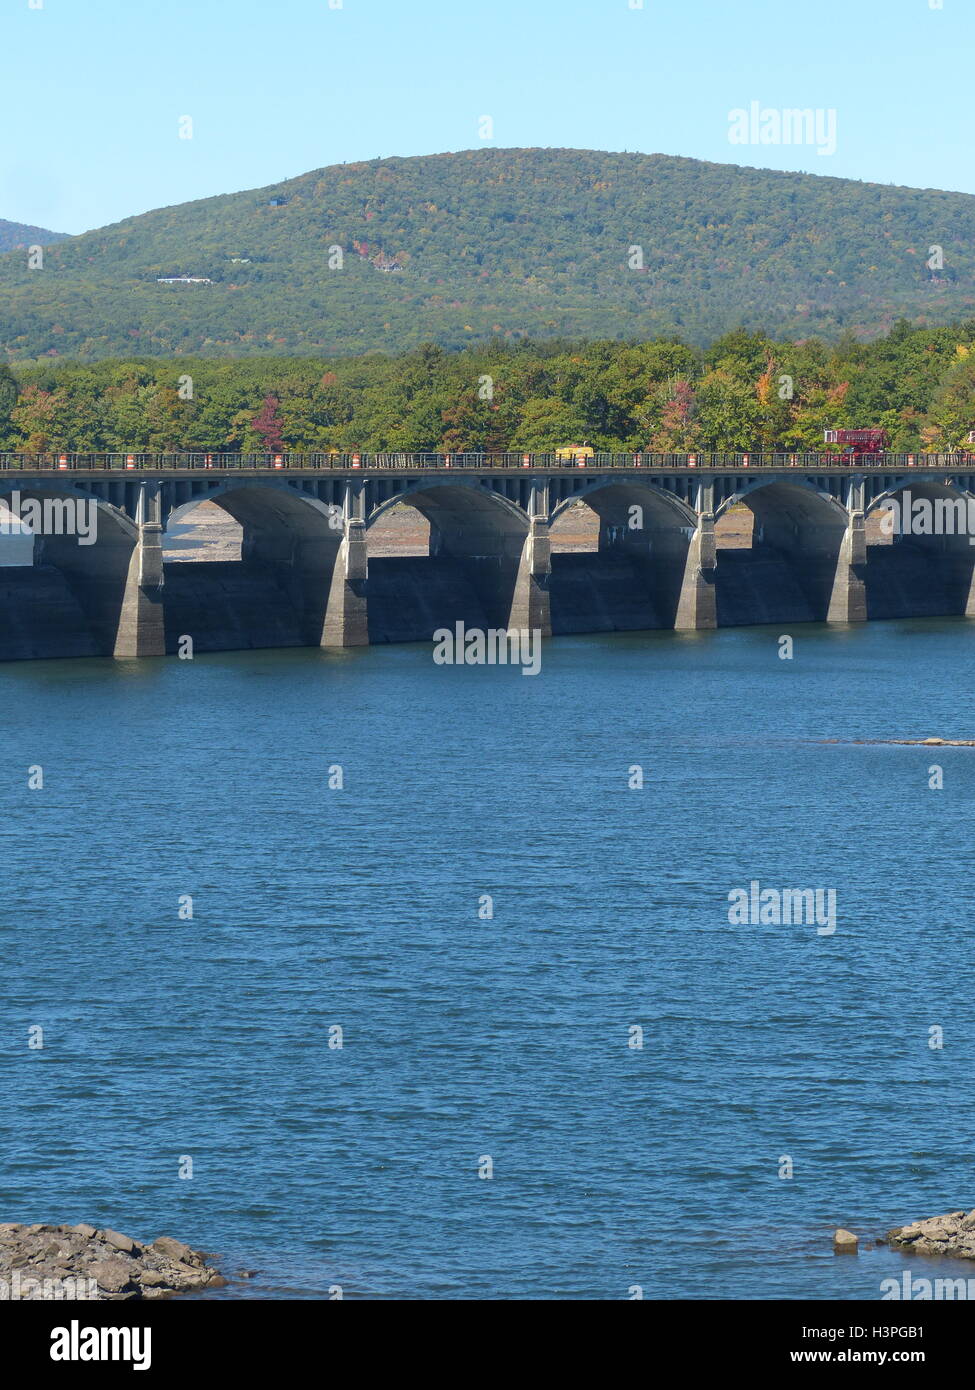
0 1223 226 1300
833 1209 975 1260
886 1210 975 1260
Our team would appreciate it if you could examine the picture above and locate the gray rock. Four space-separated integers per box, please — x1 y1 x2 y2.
102 1229 138 1255
152 1236 198 1265
88 1258 135 1294
165 1260 209 1288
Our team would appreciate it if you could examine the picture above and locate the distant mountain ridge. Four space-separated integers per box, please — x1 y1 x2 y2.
0 218 66 253
1 147 974 361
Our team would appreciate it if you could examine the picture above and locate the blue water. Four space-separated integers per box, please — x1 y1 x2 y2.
4 620 975 1299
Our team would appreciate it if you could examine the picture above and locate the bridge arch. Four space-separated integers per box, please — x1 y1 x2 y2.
714 476 850 529
549 478 698 532
712 478 856 626
0 480 139 546
365 477 530 538
0 481 152 655
161 480 352 649
363 478 534 642
863 475 975 529
544 478 708 633
861 477 975 620
164 478 339 542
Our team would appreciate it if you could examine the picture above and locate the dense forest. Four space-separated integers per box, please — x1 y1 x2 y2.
3 321 975 454
1 148 974 360
0 217 65 254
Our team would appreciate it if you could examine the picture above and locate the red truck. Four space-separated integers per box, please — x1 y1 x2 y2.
823 428 890 458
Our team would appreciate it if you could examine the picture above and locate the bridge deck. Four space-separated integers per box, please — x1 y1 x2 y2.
0 452 968 476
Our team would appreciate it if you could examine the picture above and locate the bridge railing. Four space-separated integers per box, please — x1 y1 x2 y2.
0 451 972 472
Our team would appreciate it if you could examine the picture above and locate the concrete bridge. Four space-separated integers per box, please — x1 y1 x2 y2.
2 451 975 659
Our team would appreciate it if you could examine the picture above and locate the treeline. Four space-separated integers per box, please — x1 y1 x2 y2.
3 321 975 455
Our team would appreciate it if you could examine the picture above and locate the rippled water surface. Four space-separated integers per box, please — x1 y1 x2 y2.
4 619 975 1299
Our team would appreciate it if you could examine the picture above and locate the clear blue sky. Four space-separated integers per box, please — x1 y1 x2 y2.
2 0 972 234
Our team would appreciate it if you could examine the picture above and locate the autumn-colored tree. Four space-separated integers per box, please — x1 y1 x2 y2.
252 394 285 451
754 353 793 447
440 389 510 452
651 378 698 450
10 385 66 452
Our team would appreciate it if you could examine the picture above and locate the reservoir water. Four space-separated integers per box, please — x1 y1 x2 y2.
4 619 975 1299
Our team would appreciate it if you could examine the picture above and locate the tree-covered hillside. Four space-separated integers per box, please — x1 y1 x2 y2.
0 218 66 253
4 321 975 455
1 149 973 362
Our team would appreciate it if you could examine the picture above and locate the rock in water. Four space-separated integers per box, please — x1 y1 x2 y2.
833 1228 859 1254
887 1209 975 1259
0 1223 223 1299
151 1235 200 1265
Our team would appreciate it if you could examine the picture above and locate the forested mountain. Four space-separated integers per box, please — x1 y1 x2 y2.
4 321 975 454
0 218 66 253
1 149 974 362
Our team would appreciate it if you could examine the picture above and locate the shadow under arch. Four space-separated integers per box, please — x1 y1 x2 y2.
548 478 705 633
364 479 533 641
862 477 975 620
713 477 854 625
0 482 143 656
162 481 347 650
